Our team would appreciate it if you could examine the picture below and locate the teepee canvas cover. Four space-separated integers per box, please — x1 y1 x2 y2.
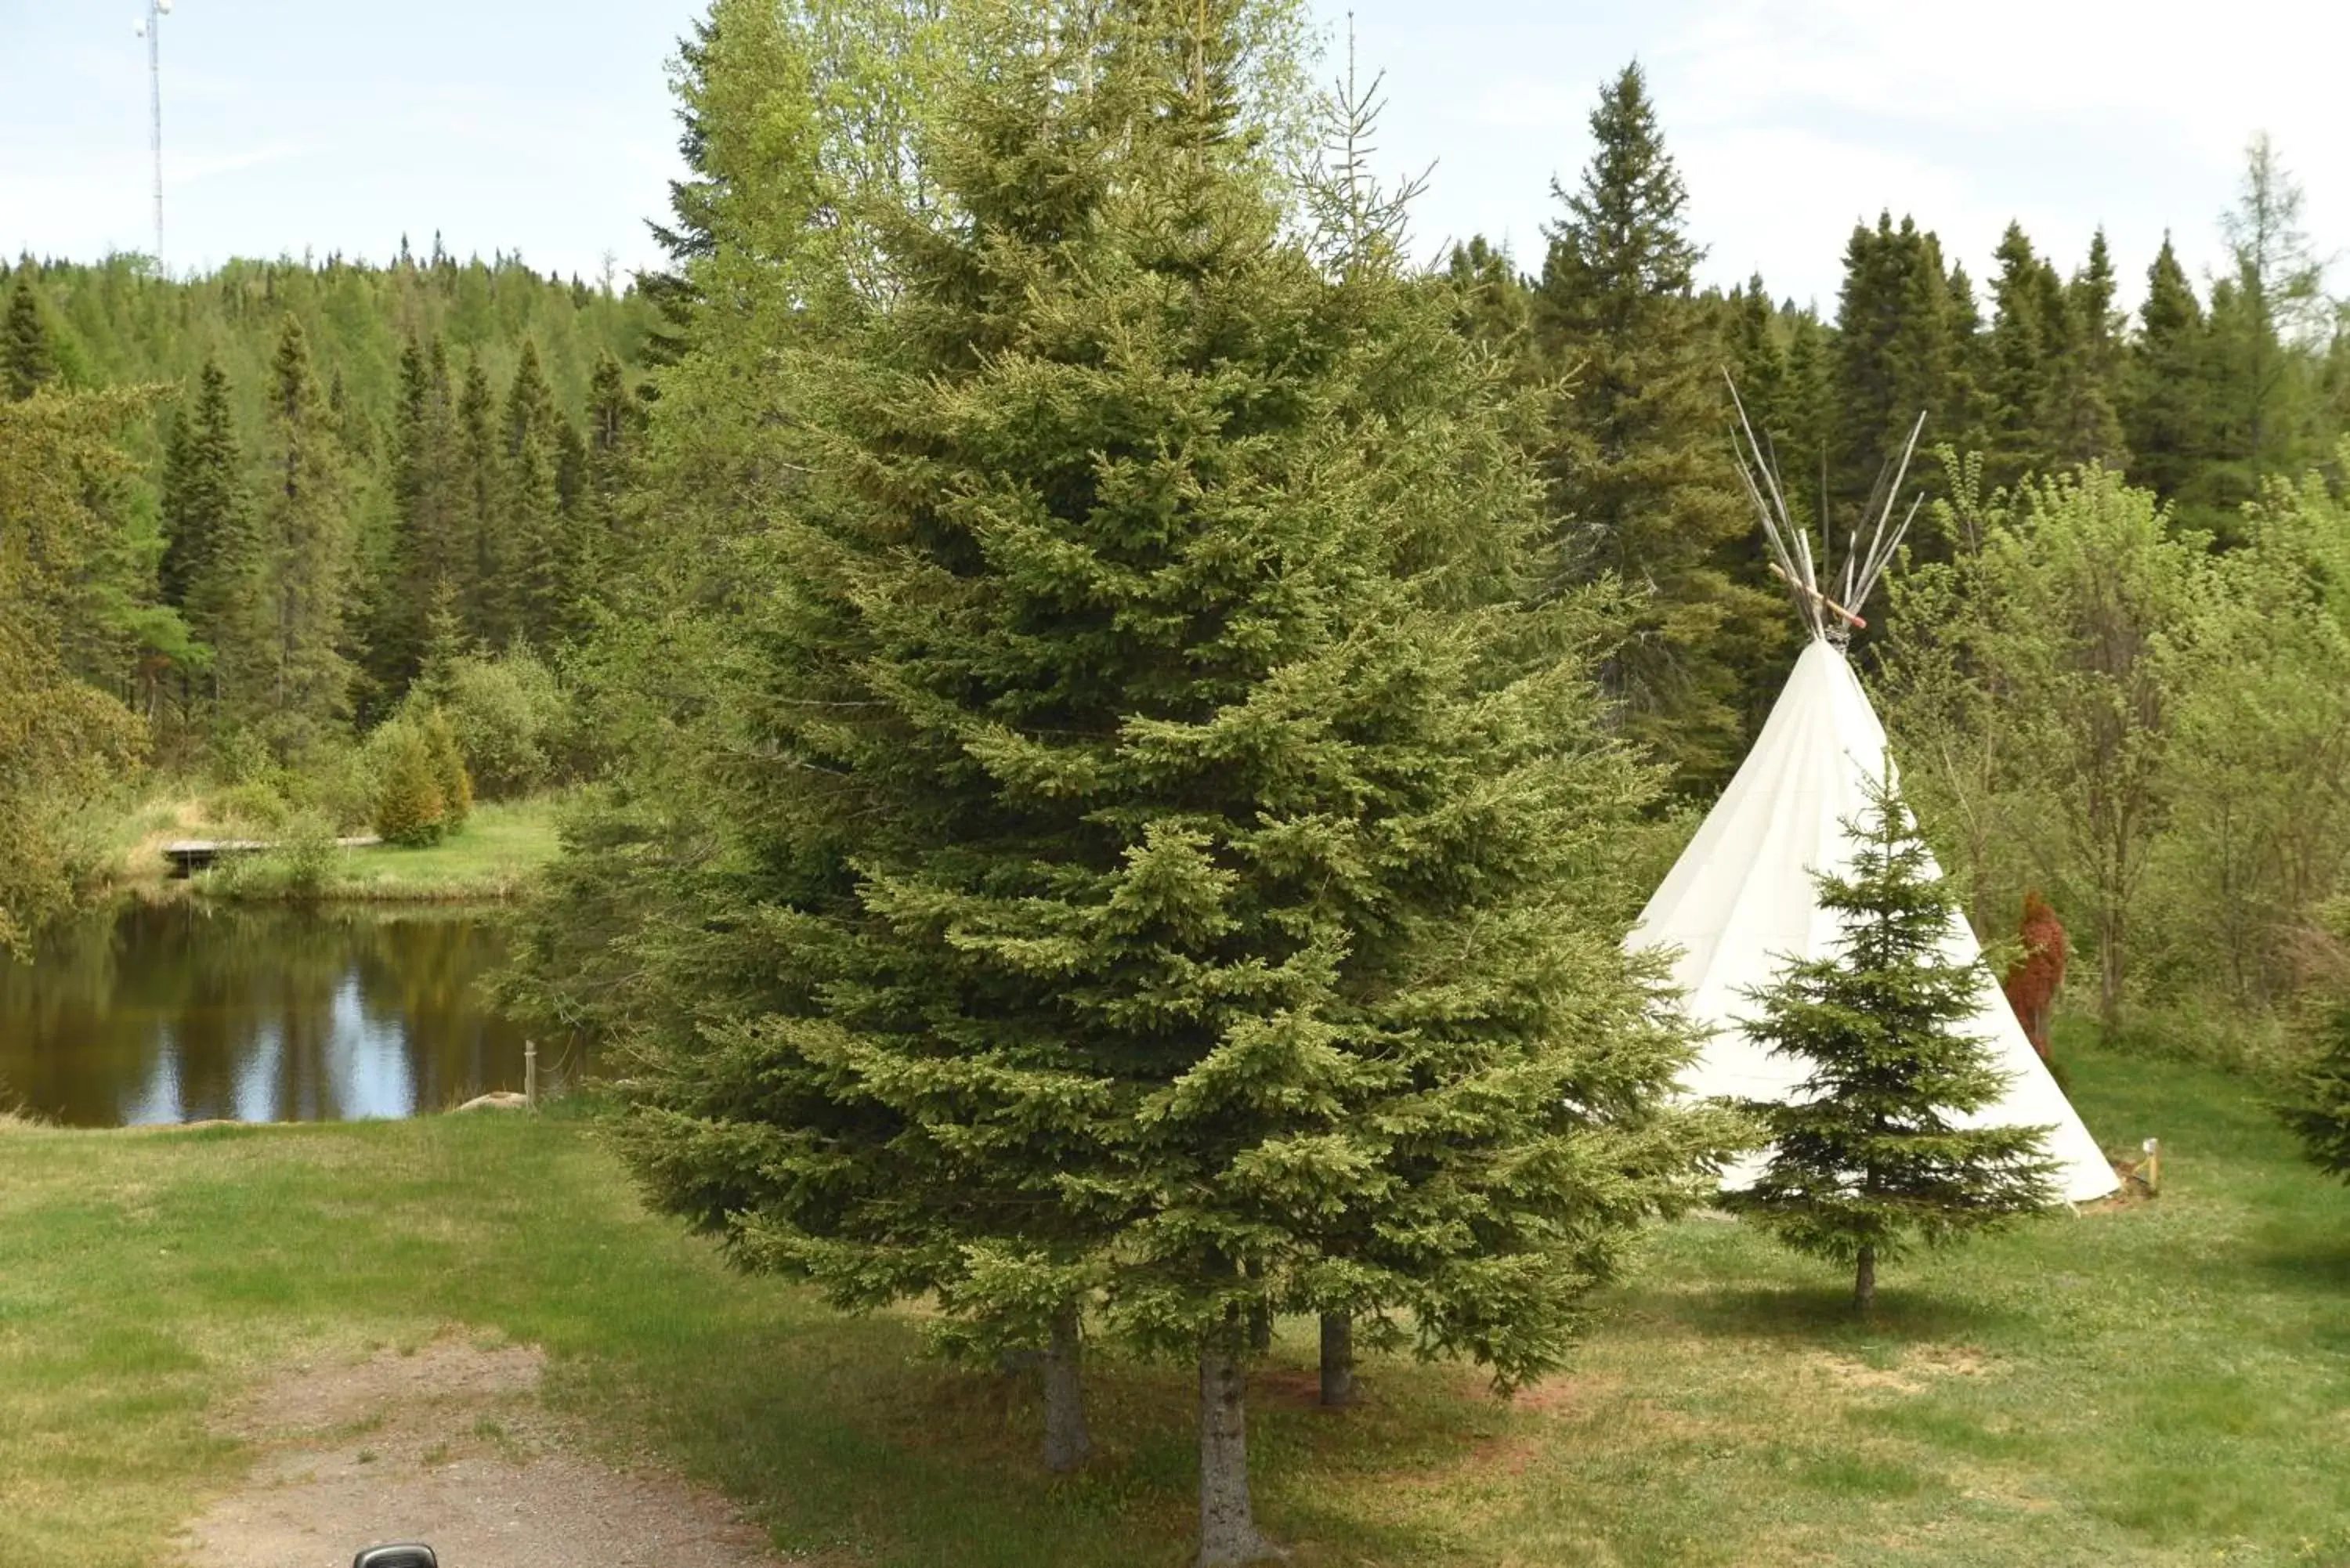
1630 637 2118 1202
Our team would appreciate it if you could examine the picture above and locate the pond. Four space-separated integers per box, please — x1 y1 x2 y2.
0 900 580 1127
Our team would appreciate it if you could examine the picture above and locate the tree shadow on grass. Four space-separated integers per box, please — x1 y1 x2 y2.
1647 1281 2026 1353
595 1299 1488 1568
2242 1236 2350 1354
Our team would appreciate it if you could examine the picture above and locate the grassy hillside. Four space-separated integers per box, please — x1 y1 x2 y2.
2 1029 2343 1567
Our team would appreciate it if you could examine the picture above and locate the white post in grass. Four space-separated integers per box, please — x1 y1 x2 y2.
525 1040 538 1112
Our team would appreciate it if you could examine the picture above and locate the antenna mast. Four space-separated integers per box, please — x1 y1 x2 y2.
136 0 173 273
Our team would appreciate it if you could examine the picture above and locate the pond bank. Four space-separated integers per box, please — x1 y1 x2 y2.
111 795 565 903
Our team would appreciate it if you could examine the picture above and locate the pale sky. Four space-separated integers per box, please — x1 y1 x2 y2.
3 0 2343 316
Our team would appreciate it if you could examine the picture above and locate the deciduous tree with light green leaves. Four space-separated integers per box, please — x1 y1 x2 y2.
0 388 150 950
1882 467 2207 1036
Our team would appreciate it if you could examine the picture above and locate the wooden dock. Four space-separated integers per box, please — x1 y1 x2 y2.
161 836 382 878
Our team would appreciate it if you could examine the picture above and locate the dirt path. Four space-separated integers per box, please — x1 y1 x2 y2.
178 1336 788 1568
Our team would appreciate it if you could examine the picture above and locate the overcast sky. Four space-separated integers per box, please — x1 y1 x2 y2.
4 0 2343 315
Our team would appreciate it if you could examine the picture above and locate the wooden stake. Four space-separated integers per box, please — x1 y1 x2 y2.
525 1040 539 1112
1767 562 1868 630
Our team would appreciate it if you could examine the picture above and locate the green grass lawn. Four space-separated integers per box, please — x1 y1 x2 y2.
201 796 564 901
2 1029 2345 1567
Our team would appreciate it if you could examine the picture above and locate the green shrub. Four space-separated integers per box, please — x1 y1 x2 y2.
277 811 339 898
276 736 377 835
210 809 340 900
205 779 289 834
419 706 474 831
432 649 571 799
370 722 448 847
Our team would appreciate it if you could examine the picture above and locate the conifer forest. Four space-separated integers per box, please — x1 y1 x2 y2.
7 2 2350 1565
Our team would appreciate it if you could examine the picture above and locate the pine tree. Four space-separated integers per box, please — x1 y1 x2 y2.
2282 999 2350 1182
1942 259 1995 463
455 358 501 644
157 357 247 714
581 5 1722 1559
159 358 240 613
3 269 57 402
420 704 472 833
2055 228 2128 469
1724 276 1788 442
554 417 588 522
1831 215 1977 548
237 315 355 754
368 336 466 695
571 349 642 623
414 575 468 710
1723 773 2061 1311
1985 222 2058 487
1532 62 1782 789
1441 235 1533 363
2120 237 2213 512
1780 309 1835 523
371 717 448 847
0 385 152 949
498 341 566 645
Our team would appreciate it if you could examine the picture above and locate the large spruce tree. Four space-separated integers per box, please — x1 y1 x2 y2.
1831 213 1987 536
2120 236 2214 515
2053 229 2128 469
1532 63 1781 790
1725 775 2060 1311
455 358 501 645
4 269 59 403
159 358 240 616
237 316 354 752
158 356 248 710
558 4 1722 1561
497 342 566 647
371 334 470 693
1983 222 2125 492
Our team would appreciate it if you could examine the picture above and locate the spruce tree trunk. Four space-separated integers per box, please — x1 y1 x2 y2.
1318 1313 1355 1408
1195 1337 1280 1566
1855 1245 1876 1313
1247 1301 1272 1353
1041 1301 1092 1473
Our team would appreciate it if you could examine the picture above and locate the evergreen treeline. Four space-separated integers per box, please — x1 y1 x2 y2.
3 251 657 741
1448 95 2350 795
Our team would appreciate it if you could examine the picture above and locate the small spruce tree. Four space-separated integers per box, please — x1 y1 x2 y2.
2282 996 2350 1182
420 705 472 833
1724 771 2060 1311
371 720 448 847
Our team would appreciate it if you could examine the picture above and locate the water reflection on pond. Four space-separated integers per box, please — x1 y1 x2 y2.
0 901 577 1127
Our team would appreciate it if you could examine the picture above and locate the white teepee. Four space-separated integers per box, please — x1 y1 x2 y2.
1629 388 2118 1203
